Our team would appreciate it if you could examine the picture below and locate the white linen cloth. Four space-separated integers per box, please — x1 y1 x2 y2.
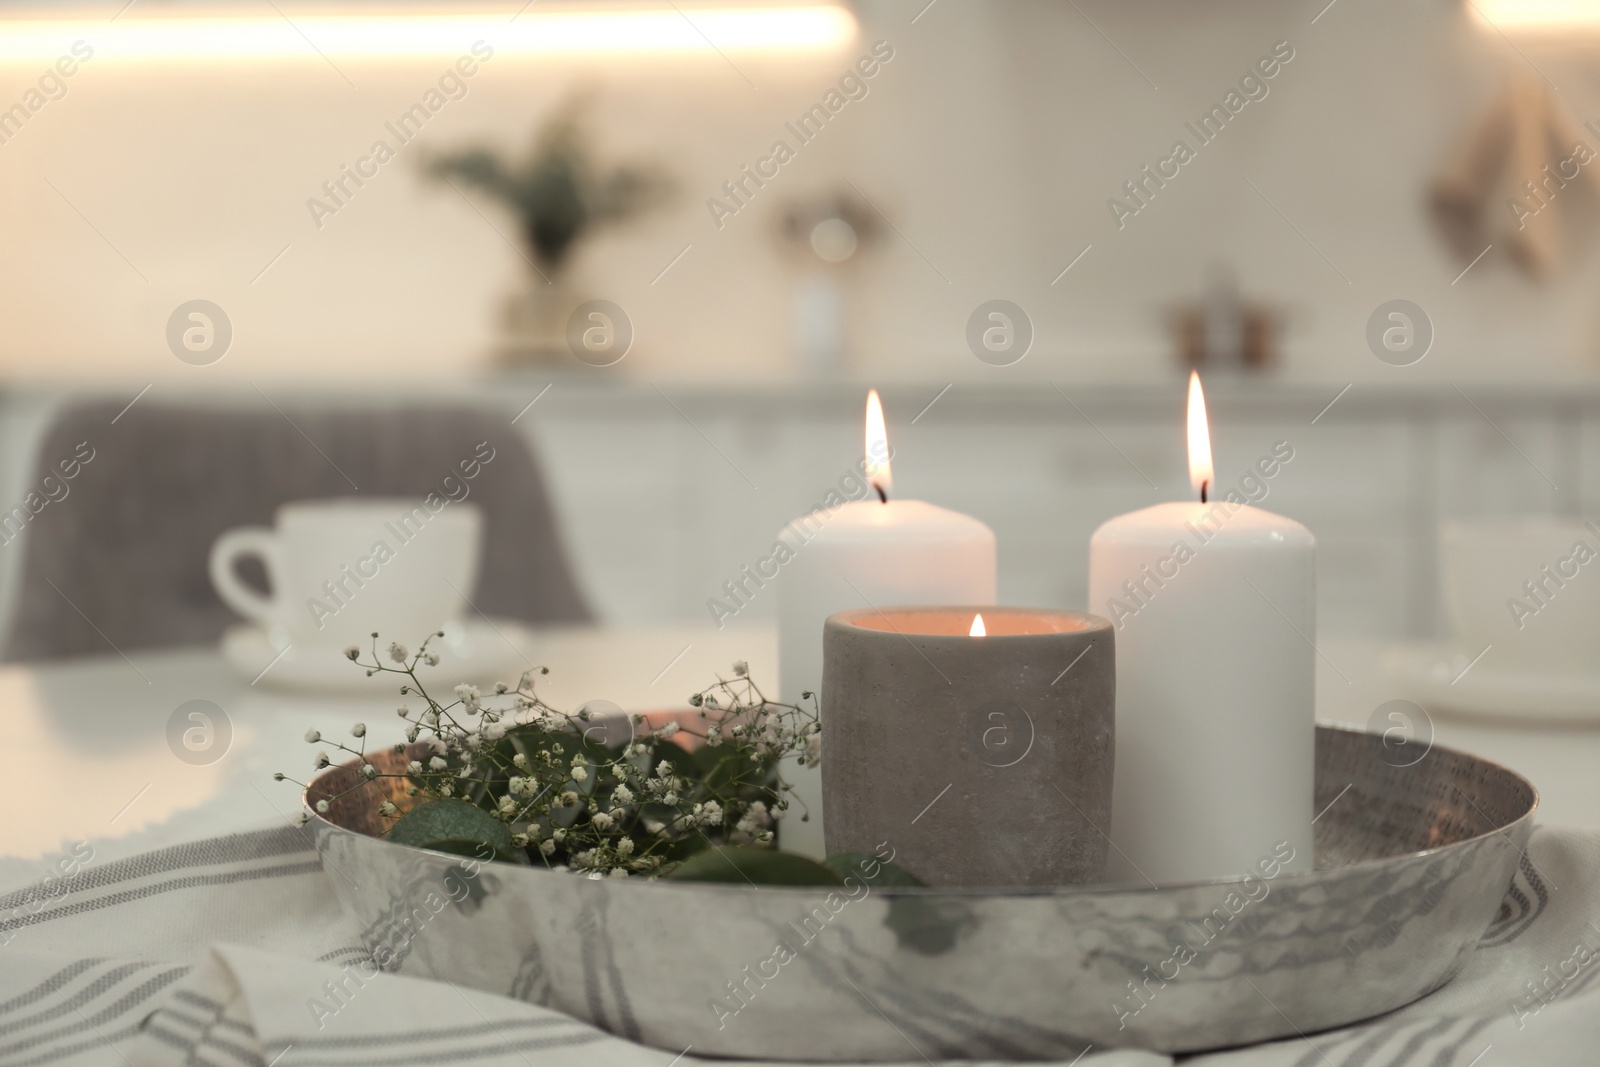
0 823 1595 1067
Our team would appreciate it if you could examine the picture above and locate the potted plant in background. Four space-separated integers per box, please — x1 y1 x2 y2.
427 93 674 365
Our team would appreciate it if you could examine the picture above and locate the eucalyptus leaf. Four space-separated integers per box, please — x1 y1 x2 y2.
386 799 525 864
666 846 843 886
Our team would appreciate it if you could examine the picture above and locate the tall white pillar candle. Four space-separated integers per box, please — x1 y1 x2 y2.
777 391 996 858
1087 374 1314 884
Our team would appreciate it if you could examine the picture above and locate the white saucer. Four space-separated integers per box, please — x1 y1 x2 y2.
221 618 543 694
1381 642 1600 724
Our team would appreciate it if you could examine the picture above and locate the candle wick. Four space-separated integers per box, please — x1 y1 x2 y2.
875 485 888 503
1200 480 1208 504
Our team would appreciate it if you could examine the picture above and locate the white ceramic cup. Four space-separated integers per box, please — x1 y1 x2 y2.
1439 516 1600 675
209 498 483 648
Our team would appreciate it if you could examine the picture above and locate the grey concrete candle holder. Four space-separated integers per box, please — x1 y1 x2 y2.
821 605 1114 887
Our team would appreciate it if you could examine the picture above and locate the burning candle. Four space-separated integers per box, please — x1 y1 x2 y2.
821 605 1114 886
776 391 997 858
1087 373 1314 883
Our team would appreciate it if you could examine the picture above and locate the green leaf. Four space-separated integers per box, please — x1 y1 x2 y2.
665 846 843 886
386 799 525 864
823 852 926 888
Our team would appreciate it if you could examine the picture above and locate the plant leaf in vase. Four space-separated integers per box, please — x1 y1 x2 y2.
665 846 843 886
386 798 529 865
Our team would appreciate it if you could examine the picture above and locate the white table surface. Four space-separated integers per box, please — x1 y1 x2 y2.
1 630 1595 891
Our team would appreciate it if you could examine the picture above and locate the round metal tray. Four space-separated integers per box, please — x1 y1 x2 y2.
308 724 1536 1059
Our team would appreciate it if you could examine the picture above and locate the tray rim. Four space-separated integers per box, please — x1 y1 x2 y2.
304 720 1539 900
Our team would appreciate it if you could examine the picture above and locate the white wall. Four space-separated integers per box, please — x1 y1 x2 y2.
2 0 1600 386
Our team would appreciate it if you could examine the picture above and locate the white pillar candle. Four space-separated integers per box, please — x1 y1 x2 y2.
777 391 996 858
1087 373 1314 884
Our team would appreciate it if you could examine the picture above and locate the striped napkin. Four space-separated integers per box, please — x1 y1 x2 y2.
0 822 1595 1067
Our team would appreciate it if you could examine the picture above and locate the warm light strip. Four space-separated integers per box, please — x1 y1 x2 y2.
0 7 857 61
1470 0 1600 30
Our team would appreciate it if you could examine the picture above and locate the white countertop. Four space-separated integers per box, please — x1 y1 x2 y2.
1 630 1594 891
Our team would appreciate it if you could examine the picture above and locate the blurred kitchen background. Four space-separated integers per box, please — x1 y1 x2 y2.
1 0 1599 648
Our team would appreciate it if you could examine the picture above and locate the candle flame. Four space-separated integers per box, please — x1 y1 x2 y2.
1186 371 1213 503
865 389 892 501
970 613 986 637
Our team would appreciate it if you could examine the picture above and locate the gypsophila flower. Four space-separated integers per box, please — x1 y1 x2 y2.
344 646 360 661
304 729 321 743
292 812 311 826
315 799 330 813
279 633 817 880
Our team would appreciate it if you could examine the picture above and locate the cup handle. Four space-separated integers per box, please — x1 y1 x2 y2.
208 527 286 627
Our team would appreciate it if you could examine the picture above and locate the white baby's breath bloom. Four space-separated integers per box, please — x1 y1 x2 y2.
396 705 410 718
592 811 614 830
612 784 634 806
360 764 377 780
378 801 399 817
540 839 557 856
656 760 673 777
438 781 454 797
732 660 748 677
511 833 529 847
292 811 312 826
659 722 680 740
616 837 635 857
609 868 628 878
304 729 321 743
350 722 366 738
407 760 424 775
343 646 360 661
388 642 408 663
315 799 330 813
571 766 588 782
314 752 330 769
693 800 723 827
662 791 678 806
512 753 529 771
454 684 481 708
428 756 448 772
497 795 516 814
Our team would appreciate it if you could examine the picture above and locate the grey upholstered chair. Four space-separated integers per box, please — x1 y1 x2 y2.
2 398 591 661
